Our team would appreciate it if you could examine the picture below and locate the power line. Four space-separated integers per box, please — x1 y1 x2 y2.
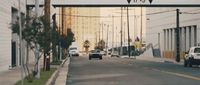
149 18 200 29
146 9 200 16
181 11 200 14
55 14 139 18
147 9 200 28
147 15 175 22
146 10 176 15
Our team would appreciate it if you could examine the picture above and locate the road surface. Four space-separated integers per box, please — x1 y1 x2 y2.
66 55 200 85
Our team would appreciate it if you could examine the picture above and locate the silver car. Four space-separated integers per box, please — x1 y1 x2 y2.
89 50 103 60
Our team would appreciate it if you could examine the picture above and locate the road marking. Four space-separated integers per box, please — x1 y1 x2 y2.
143 66 200 81
161 71 200 81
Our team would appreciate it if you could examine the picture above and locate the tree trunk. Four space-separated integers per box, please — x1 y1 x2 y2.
25 43 31 80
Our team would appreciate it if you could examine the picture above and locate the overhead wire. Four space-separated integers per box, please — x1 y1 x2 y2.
55 13 141 18
146 9 176 15
147 8 200 29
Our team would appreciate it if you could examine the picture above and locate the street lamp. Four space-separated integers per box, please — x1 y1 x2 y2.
126 0 131 58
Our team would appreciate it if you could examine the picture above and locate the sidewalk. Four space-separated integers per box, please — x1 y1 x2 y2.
120 55 184 65
0 63 35 85
54 58 70 85
0 57 71 85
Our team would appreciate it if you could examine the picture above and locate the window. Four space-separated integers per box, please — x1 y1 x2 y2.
70 48 77 50
194 48 200 53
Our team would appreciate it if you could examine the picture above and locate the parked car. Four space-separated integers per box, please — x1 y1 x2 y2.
69 47 79 56
89 50 103 60
100 50 106 56
184 46 200 67
68 42 79 57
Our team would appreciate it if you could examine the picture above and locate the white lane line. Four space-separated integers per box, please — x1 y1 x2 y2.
161 70 200 81
150 68 200 81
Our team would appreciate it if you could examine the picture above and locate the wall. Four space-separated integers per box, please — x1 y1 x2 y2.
0 0 30 72
0 0 12 72
146 7 200 59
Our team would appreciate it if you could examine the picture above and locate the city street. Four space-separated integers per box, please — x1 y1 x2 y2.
2 0 200 85
66 55 200 85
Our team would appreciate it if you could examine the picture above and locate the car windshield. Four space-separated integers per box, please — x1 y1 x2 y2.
91 50 100 53
69 48 77 50
194 48 200 53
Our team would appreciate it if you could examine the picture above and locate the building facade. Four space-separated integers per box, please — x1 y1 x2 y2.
146 7 200 59
0 0 28 72
56 7 100 52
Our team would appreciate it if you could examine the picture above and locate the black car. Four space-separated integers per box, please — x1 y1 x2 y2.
89 50 103 60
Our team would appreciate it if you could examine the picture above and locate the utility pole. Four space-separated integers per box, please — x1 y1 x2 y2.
112 16 114 53
127 7 131 58
120 7 123 56
60 7 64 61
95 31 97 46
158 33 160 48
176 9 180 62
106 25 109 55
140 7 143 45
44 0 51 71
127 0 131 58
99 23 101 42
58 8 61 61
102 22 103 40
62 7 64 35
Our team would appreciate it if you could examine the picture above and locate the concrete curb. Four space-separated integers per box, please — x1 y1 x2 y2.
45 57 69 85
54 57 70 85
120 55 184 65
163 59 184 65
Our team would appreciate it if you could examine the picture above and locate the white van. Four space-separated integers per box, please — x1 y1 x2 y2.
69 47 79 56
68 42 79 56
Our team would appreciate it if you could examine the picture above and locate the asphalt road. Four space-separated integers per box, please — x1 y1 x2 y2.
66 55 200 85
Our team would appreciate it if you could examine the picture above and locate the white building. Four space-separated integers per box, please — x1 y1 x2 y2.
0 0 47 72
146 7 200 59
0 0 27 72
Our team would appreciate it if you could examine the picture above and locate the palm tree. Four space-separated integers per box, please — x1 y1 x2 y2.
98 40 105 50
83 40 90 53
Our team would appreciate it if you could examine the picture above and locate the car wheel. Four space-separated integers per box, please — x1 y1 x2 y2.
100 56 102 60
89 57 92 60
189 61 192 67
184 59 187 67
